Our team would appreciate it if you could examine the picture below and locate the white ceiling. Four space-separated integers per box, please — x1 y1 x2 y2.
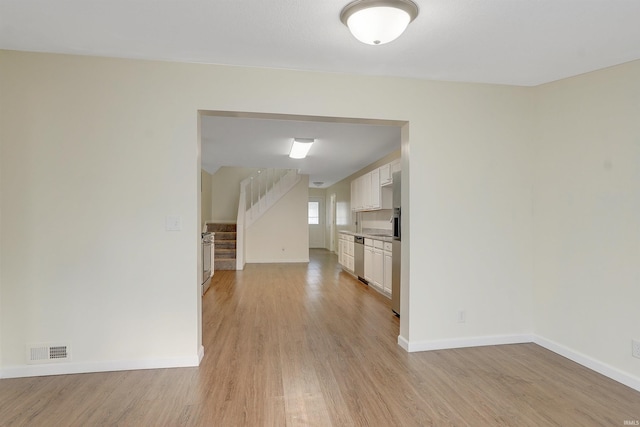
201 115 401 188
2 0 640 86
3 0 639 186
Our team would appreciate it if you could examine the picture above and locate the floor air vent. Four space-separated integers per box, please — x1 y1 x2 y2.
27 344 71 364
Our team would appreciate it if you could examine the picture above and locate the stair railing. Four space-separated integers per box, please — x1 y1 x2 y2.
236 168 300 270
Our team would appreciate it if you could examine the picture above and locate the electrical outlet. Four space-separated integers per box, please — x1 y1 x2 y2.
457 310 466 323
632 340 640 359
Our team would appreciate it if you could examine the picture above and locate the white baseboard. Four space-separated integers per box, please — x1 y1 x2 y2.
399 334 533 353
398 335 410 351
245 258 310 264
397 333 640 393
533 335 640 393
0 354 201 379
198 345 205 363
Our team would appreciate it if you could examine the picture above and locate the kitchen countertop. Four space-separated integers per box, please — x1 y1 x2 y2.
339 230 395 242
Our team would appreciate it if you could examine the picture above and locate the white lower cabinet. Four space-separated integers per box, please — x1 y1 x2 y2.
346 239 354 271
383 245 393 295
346 239 354 257
338 233 355 273
363 238 392 297
372 247 384 291
338 235 345 266
364 239 374 282
343 235 392 299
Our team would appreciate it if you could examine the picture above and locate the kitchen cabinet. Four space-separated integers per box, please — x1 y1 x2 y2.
350 181 356 212
351 175 368 211
363 238 392 297
379 163 392 186
351 178 363 211
380 160 400 187
361 173 371 209
369 168 380 209
338 233 355 273
346 237 354 257
351 160 400 212
351 170 381 211
364 238 374 282
345 238 354 271
372 246 384 291
383 242 393 295
391 159 401 175
343 234 392 299
350 176 359 211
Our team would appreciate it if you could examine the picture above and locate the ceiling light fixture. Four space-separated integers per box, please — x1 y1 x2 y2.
340 0 419 45
289 138 314 159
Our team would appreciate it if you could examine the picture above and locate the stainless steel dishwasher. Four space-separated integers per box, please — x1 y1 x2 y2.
354 236 365 282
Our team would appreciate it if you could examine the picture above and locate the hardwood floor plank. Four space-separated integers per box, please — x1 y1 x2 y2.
1 249 639 426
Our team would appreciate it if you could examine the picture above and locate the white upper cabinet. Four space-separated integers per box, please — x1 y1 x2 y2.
369 168 380 209
383 246 392 295
350 179 358 211
351 159 400 212
351 177 364 211
391 159 401 175
362 173 372 209
379 163 392 186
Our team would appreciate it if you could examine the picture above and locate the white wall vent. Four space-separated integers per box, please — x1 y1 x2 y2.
26 344 71 364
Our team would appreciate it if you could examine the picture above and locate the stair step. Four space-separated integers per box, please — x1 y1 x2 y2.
215 249 236 259
206 223 237 232
214 231 237 241
215 259 236 270
215 240 236 249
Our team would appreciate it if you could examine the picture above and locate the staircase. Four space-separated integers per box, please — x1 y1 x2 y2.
241 168 301 228
206 223 237 270
203 169 299 272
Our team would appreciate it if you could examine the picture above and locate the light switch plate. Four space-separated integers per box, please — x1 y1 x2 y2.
165 215 182 231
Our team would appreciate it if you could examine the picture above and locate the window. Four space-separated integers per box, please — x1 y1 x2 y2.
308 201 319 225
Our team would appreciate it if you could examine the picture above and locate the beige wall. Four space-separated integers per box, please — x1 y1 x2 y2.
246 175 310 262
4 50 632 385
201 170 213 228
1 51 202 376
533 60 640 387
211 167 257 223
308 188 326 198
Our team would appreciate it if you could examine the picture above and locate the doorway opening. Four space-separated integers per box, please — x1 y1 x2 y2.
309 196 325 248
197 110 409 352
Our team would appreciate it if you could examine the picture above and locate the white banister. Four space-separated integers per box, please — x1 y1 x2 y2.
236 168 301 270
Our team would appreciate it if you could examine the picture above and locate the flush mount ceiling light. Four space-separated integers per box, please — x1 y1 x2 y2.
289 138 315 159
340 0 419 45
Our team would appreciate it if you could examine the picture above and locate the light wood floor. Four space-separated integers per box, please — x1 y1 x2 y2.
1 249 639 426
